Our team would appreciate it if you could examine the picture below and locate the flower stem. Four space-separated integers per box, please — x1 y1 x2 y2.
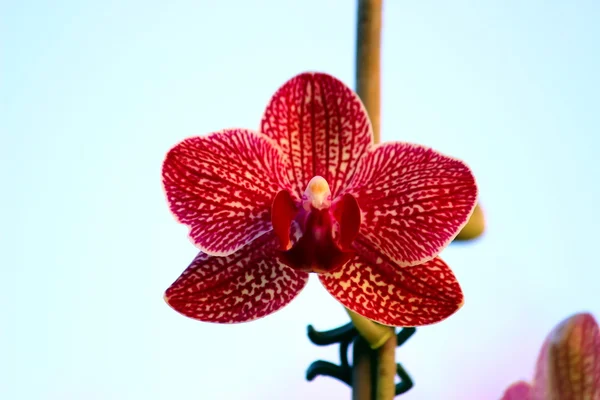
375 334 397 399
355 0 382 144
346 309 394 349
351 1 397 399
352 336 375 400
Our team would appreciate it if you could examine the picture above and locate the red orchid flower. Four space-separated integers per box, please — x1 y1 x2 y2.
162 72 478 326
501 313 600 400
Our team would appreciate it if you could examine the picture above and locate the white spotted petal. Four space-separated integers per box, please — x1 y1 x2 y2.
319 236 464 327
260 72 373 200
164 231 309 323
345 142 478 267
162 128 292 256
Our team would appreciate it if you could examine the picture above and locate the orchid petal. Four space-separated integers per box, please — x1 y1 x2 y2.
319 237 464 327
345 142 477 266
260 72 373 199
164 231 309 323
501 381 532 400
162 128 291 256
530 313 600 400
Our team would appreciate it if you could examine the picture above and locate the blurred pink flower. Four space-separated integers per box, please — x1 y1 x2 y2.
501 313 600 400
161 72 477 326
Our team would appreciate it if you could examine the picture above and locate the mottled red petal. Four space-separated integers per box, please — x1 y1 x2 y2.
531 313 600 400
260 72 373 199
319 237 464 327
164 231 309 323
345 142 477 266
162 129 292 256
501 381 532 400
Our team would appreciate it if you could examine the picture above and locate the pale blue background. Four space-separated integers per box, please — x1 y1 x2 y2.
2 1 599 399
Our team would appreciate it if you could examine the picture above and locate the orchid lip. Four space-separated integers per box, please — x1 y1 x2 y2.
271 186 361 274
278 206 354 274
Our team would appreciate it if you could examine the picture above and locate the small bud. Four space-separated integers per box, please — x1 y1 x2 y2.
454 203 485 241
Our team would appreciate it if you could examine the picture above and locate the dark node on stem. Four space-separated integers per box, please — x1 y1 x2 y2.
396 327 416 346
305 322 357 388
305 323 417 397
306 360 352 385
307 322 358 346
395 363 414 395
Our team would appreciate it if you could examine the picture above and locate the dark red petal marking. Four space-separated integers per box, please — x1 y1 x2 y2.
332 193 362 249
164 231 309 324
162 129 292 256
319 237 464 327
271 190 299 250
260 72 373 199
531 313 600 400
345 142 477 267
279 208 354 274
501 381 531 400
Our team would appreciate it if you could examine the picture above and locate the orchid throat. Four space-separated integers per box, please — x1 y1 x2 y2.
271 176 361 274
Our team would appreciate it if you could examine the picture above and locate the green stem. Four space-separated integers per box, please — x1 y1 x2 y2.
352 337 375 400
355 0 382 144
346 309 394 349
